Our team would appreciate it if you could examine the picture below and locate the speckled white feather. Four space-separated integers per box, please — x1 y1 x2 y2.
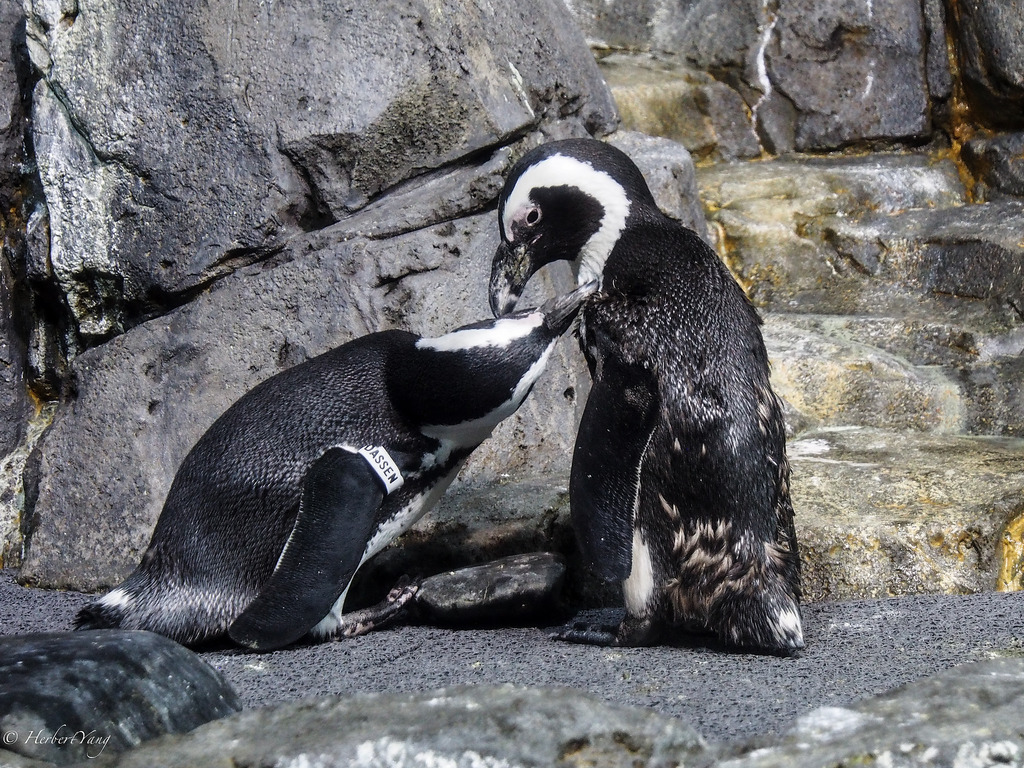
97 587 133 610
774 604 804 646
623 528 655 616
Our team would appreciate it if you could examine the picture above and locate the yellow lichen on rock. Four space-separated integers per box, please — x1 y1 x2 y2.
995 513 1024 592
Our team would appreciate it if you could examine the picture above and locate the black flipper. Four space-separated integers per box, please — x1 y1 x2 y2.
570 355 658 582
229 447 385 651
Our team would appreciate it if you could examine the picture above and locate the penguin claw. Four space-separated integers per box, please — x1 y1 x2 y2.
385 576 421 604
336 579 422 638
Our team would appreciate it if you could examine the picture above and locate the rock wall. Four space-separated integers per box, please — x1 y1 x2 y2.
0 0 1021 599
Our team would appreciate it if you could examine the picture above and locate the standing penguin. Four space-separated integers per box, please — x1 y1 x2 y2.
74 284 593 651
489 138 803 654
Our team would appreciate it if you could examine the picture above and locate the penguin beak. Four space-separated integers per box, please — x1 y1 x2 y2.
489 241 533 317
539 280 598 336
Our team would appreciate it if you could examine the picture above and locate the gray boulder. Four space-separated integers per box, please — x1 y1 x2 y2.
765 0 931 150
22 0 617 346
600 54 762 163
922 0 953 107
721 658 1024 767
96 685 708 768
697 152 968 311
0 269 28 465
564 0 762 72
607 131 709 239
362 425 1024 609
412 552 567 627
765 311 1024 439
788 427 1024 601
765 318 966 434
0 1 35 571
962 132 1024 200
0 630 240 765
567 0 943 152
949 0 1024 128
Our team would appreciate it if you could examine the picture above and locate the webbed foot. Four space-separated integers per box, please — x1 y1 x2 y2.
553 614 663 647
553 621 620 646
337 577 421 638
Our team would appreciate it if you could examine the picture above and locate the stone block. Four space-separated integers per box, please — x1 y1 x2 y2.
0 0 35 568
565 0 941 151
607 130 710 240
962 132 1024 201
765 316 964 434
950 0 1024 128
93 685 707 768
766 0 932 150
766 312 1024 437
564 0 762 70
789 427 1024 602
600 54 761 162
722 659 1024 767
697 152 966 311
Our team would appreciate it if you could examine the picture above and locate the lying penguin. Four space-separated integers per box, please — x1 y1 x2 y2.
74 283 593 651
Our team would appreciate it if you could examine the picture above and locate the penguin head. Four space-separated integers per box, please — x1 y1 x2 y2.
489 138 658 316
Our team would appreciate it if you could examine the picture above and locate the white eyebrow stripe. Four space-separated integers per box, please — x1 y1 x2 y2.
501 152 630 286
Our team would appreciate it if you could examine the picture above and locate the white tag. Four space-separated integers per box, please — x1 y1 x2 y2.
357 445 405 495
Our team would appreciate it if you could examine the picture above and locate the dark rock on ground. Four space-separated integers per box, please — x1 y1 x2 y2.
0 630 240 765
346 475 583 610
413 552 568 627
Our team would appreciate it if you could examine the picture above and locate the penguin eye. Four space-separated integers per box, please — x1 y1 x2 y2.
525 207 541 226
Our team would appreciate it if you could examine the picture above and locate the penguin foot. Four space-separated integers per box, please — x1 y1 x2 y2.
337 578 421 638
552 621 620 646
553 614 663 647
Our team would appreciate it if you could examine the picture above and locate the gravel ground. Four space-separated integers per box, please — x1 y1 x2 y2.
3 568 1022 744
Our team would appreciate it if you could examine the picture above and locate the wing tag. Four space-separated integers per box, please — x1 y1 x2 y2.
357 445 405 494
